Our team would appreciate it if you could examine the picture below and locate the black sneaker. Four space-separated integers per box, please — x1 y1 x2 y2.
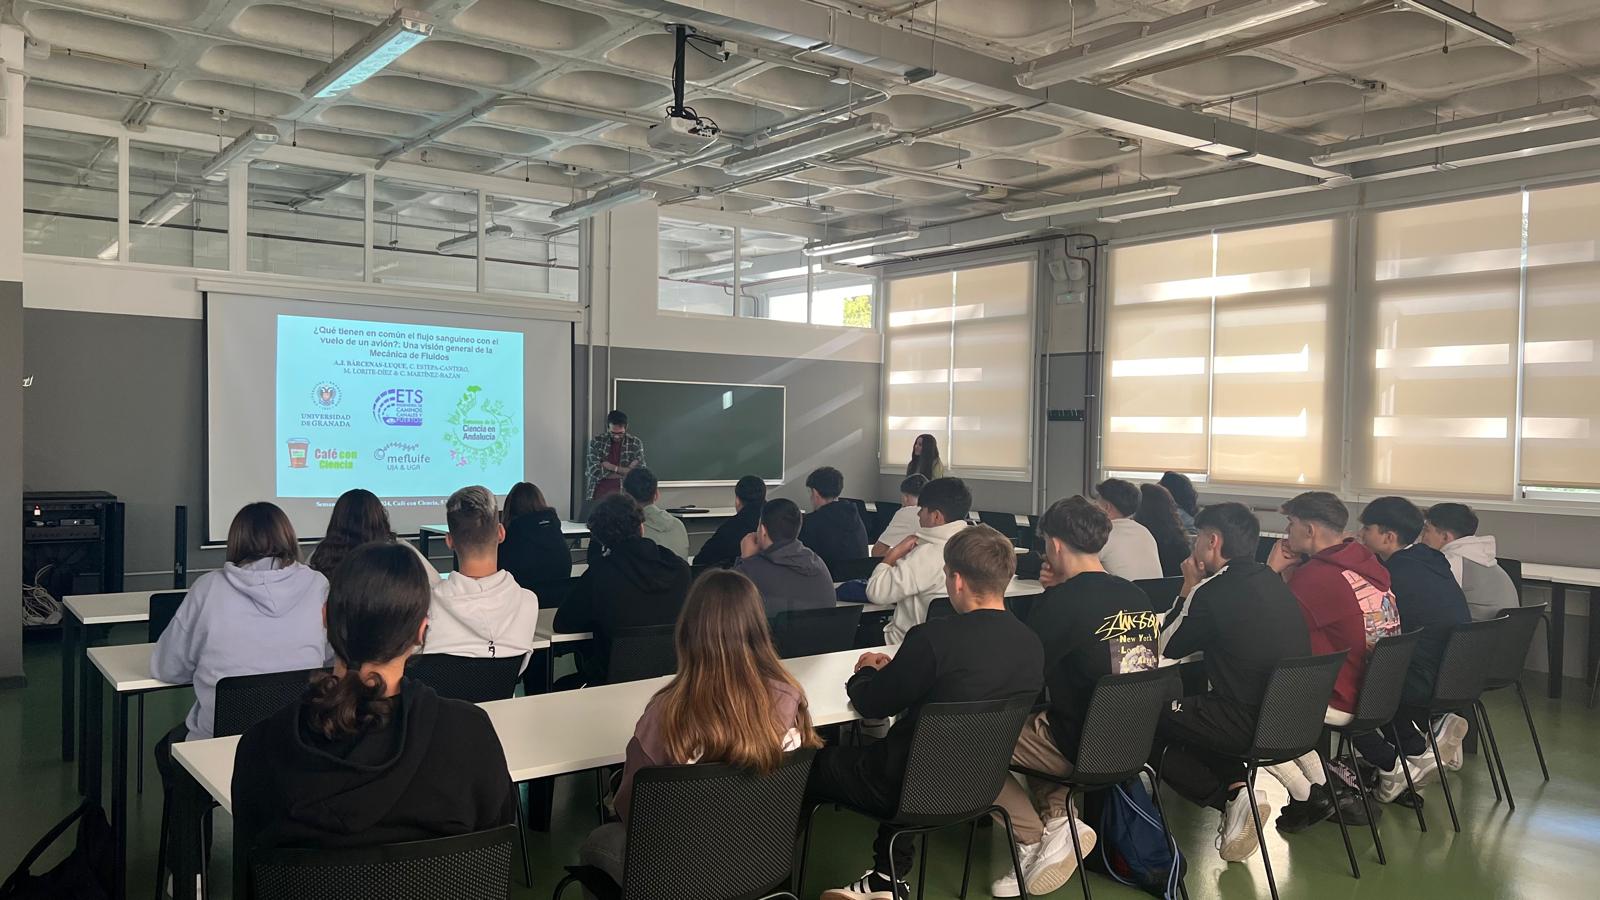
821 869 910 900
1330 783 1381 826
1275 785 1336 833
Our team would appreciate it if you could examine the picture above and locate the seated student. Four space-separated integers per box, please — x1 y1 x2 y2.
1263 491 1400 832
734 498 836 616
1353 497 1472 797
871 474 928 557
812 526 1044 900
308 488 438 581
991 496 1158 898
498 481 573 595
798 466 870 571
152 502 330 743
1093 478 1163 581
233 542 516 851
1160 471 1201 535
1420 502 1519 623
622 467 689 560
577 570 822 888
692 475 766 568
423 486 541 673
1135 482 1193 578
867 476 974 645
555 493 691 684
1153 502 1310 864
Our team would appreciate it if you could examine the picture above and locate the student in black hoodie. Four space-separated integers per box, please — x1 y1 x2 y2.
232 542 516 853
1353 496 1471 802
692 475 767 568
555 493 691 684
798 466 870 573
498 481 573 601
1155 502 1310 865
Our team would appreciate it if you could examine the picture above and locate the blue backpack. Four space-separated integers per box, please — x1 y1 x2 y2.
1093 780 1186 898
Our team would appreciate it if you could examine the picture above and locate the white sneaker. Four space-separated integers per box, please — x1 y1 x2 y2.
1216 788 1269 862
1028 815 1096 895
1375 752 1440 803
1434 713 1469 771
990 842 1039 898
1403 751 1441 788
823 870 908 900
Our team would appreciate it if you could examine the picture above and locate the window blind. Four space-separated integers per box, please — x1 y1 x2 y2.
1524 182 1600 489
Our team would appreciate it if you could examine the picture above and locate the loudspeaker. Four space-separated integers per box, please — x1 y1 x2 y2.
173 505 188 590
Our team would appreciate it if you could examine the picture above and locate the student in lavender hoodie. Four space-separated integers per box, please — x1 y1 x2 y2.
735 498 837 616
151 502 330 756
424 485 541 673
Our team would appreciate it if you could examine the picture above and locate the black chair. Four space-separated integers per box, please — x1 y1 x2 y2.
827 556 880 583
247 824 517 900
1134 576 1185 615
1496 557 1523 595
978 511 1022 541
553 751 816 900
138 591 188 794
845 498 873 534
606 624 678 684
1328 631 1426 852
405 653 525 704
925 597 955 621
1011 668 1185 900
871 503 902 544
772 605 862 659
1481 604 1549 788
1255 535 1279 564
798 697 1036 900
1400 618 1512 832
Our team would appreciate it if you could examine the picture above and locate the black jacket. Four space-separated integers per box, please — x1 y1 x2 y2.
1164 560 1311 707
693 504 763 569
797 500 869 572
232 679 516 854
555 535 691 682
1384 544 1471 701
498 510 572 602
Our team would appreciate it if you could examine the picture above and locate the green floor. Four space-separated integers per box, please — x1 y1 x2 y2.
5 627 1597 899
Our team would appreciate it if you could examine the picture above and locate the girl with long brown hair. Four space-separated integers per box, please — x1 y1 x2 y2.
905 432 945 480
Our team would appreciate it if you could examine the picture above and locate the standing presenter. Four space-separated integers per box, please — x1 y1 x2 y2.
585 409 646 506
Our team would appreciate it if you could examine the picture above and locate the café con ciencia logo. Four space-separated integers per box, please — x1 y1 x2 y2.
372 387 424 427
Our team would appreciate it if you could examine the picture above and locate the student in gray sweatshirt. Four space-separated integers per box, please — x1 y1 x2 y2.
735 498 838 616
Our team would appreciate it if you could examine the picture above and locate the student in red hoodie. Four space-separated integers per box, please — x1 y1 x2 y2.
1263 491 1401 833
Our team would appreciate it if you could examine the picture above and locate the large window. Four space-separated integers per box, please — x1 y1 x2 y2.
1104 219 1343 488
249 161 366 281
23 126 118 260
372 177 477 292
1524 183 1600 491
883 258 1035 476
128 140 227 269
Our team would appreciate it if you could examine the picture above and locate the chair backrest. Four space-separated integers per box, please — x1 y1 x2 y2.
1346 630 1425 731
147 591 187 643
1485 604 1546 687
620 751 815 900
1431 618 1512 708
1133 576 1185 615
925 597 955 621
870 503 901 543
1255 535 1278 564
771 605 862 659
977 510 1021 540
607 624 679 684
1071 668 1180 787
826 556 879 583
895 696 1035 824
1246 651 1347 763
248 824 516 900
1496 557 1523 595
844 498 872 533
404 653 524 704
214 668 320 738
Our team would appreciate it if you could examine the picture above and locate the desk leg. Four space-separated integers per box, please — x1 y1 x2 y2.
1549 585 1567 700
1586 586 1600 699
62 613 81 761
112 693 130 900
83 648 103 804
169 767 203 900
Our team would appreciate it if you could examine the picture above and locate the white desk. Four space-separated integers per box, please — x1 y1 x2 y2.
419 520 589 559
60 590 180 767
1520 563 1600 699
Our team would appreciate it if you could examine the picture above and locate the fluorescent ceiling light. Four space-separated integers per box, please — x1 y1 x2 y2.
1002 183 1181 222
201 126 279 182
1400 0 1514 48
1016 0 1326 88
137 188 195 228
802 227 920 257
305 9 433 99
1311 100 1599 166
724 115 892 177
669 259 753 280
437 222 512 254
549 185 658 227
95 240 119 261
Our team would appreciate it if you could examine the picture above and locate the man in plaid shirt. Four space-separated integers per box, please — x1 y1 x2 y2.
585 409 646 504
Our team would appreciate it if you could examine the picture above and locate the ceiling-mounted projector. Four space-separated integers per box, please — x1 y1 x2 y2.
647 115 719 154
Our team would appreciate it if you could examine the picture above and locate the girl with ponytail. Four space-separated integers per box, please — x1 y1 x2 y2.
232 542 516 852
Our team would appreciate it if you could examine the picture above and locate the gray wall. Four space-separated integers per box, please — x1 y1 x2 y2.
591 347 880 512
1 282 22 685
23 309 221 589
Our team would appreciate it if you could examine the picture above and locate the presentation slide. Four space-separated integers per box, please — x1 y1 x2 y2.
206 291 573 541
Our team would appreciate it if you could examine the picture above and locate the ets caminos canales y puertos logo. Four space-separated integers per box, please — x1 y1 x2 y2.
372 388 424 427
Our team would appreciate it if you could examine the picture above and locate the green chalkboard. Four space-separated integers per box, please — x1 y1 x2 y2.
613 379 785 484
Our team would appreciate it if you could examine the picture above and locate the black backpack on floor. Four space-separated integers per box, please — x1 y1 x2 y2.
0 800 114 900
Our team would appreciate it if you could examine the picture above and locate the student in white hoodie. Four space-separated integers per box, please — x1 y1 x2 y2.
867 476 974 644
1421 502 1519 621
424 486 541 674
1093 478 1163 582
